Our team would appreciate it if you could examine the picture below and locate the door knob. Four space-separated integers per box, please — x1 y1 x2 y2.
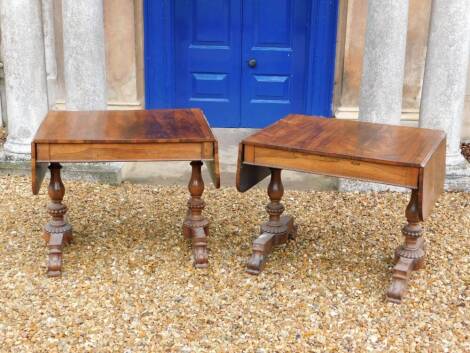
248 59 257 68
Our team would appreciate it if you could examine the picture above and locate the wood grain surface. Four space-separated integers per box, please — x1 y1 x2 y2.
237 114 446 220
31 109 220 194
243 115 445 167
34 109 216 143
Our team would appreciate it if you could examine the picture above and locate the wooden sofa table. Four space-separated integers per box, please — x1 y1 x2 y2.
236 114 446 303
32 109 220 276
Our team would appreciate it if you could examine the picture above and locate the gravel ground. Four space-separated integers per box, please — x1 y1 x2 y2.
0 175 468 352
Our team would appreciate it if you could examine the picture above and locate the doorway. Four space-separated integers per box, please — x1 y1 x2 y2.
144 0 339 128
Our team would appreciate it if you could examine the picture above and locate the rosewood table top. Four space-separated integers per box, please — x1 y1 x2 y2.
34 109 216 144
32 108 220 194
237 114 446 221
242 114 445 167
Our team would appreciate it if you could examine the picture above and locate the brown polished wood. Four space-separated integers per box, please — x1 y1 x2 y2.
236 114 446 304
183 161 209 268
242 115 444 167
246 168 297 274
34 109 215 143
32 109 220 276
387 189 426 303
32 109 220 193
44 163 73 277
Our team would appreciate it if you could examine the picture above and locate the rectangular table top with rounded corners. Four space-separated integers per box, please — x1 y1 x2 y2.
32 108 220 194
242 115 445 168
237 114 446 221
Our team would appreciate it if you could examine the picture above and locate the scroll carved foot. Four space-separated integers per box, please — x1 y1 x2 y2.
386 190 425 304
247 215 296 275
192 227 208 268
247 233 274 274
387 257 413 304
386 237 425 303
45 231 72 277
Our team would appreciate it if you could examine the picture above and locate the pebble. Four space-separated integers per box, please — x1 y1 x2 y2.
0 175 468 352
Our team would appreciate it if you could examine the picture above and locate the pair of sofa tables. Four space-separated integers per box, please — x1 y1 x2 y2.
31 109 446 304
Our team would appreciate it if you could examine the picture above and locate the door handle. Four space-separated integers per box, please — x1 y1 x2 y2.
248 59 257 68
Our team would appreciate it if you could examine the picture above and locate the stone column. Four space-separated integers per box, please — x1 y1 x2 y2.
0 0 49 158
42 0 58 108
341 0 410 191
62 0 107 110
419 0 470 169
60 1 121 184
358 0 409 125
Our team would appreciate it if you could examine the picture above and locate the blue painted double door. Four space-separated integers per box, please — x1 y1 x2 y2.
174 0 311 127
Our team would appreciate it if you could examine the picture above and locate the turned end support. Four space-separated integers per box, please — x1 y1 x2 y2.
192 227 208 268
184 161 210 268
246 169 297 275
43 163 73 277
386 190 426 304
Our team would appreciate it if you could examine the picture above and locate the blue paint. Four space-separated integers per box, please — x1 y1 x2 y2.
241 0 311 127
144 0 174 108
306 0 340 117
144 0 339 127
173 0 242 127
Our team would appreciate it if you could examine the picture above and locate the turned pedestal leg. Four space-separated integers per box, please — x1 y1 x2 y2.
43 163 73 277
183 161 209 268
387 189 426 303
247 168 297 275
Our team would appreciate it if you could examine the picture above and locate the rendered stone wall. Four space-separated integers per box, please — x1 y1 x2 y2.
103 0 139 104
53 0 142 108
341 0 431 110
338 0 470 140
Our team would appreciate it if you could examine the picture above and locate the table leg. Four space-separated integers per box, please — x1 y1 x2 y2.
183 161 209 268
43 163 73 277
387 189 426 303
247 168 297 275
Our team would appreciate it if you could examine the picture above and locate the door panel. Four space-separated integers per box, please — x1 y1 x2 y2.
241 0 311 127
174 0 242 127
145 0 338 127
